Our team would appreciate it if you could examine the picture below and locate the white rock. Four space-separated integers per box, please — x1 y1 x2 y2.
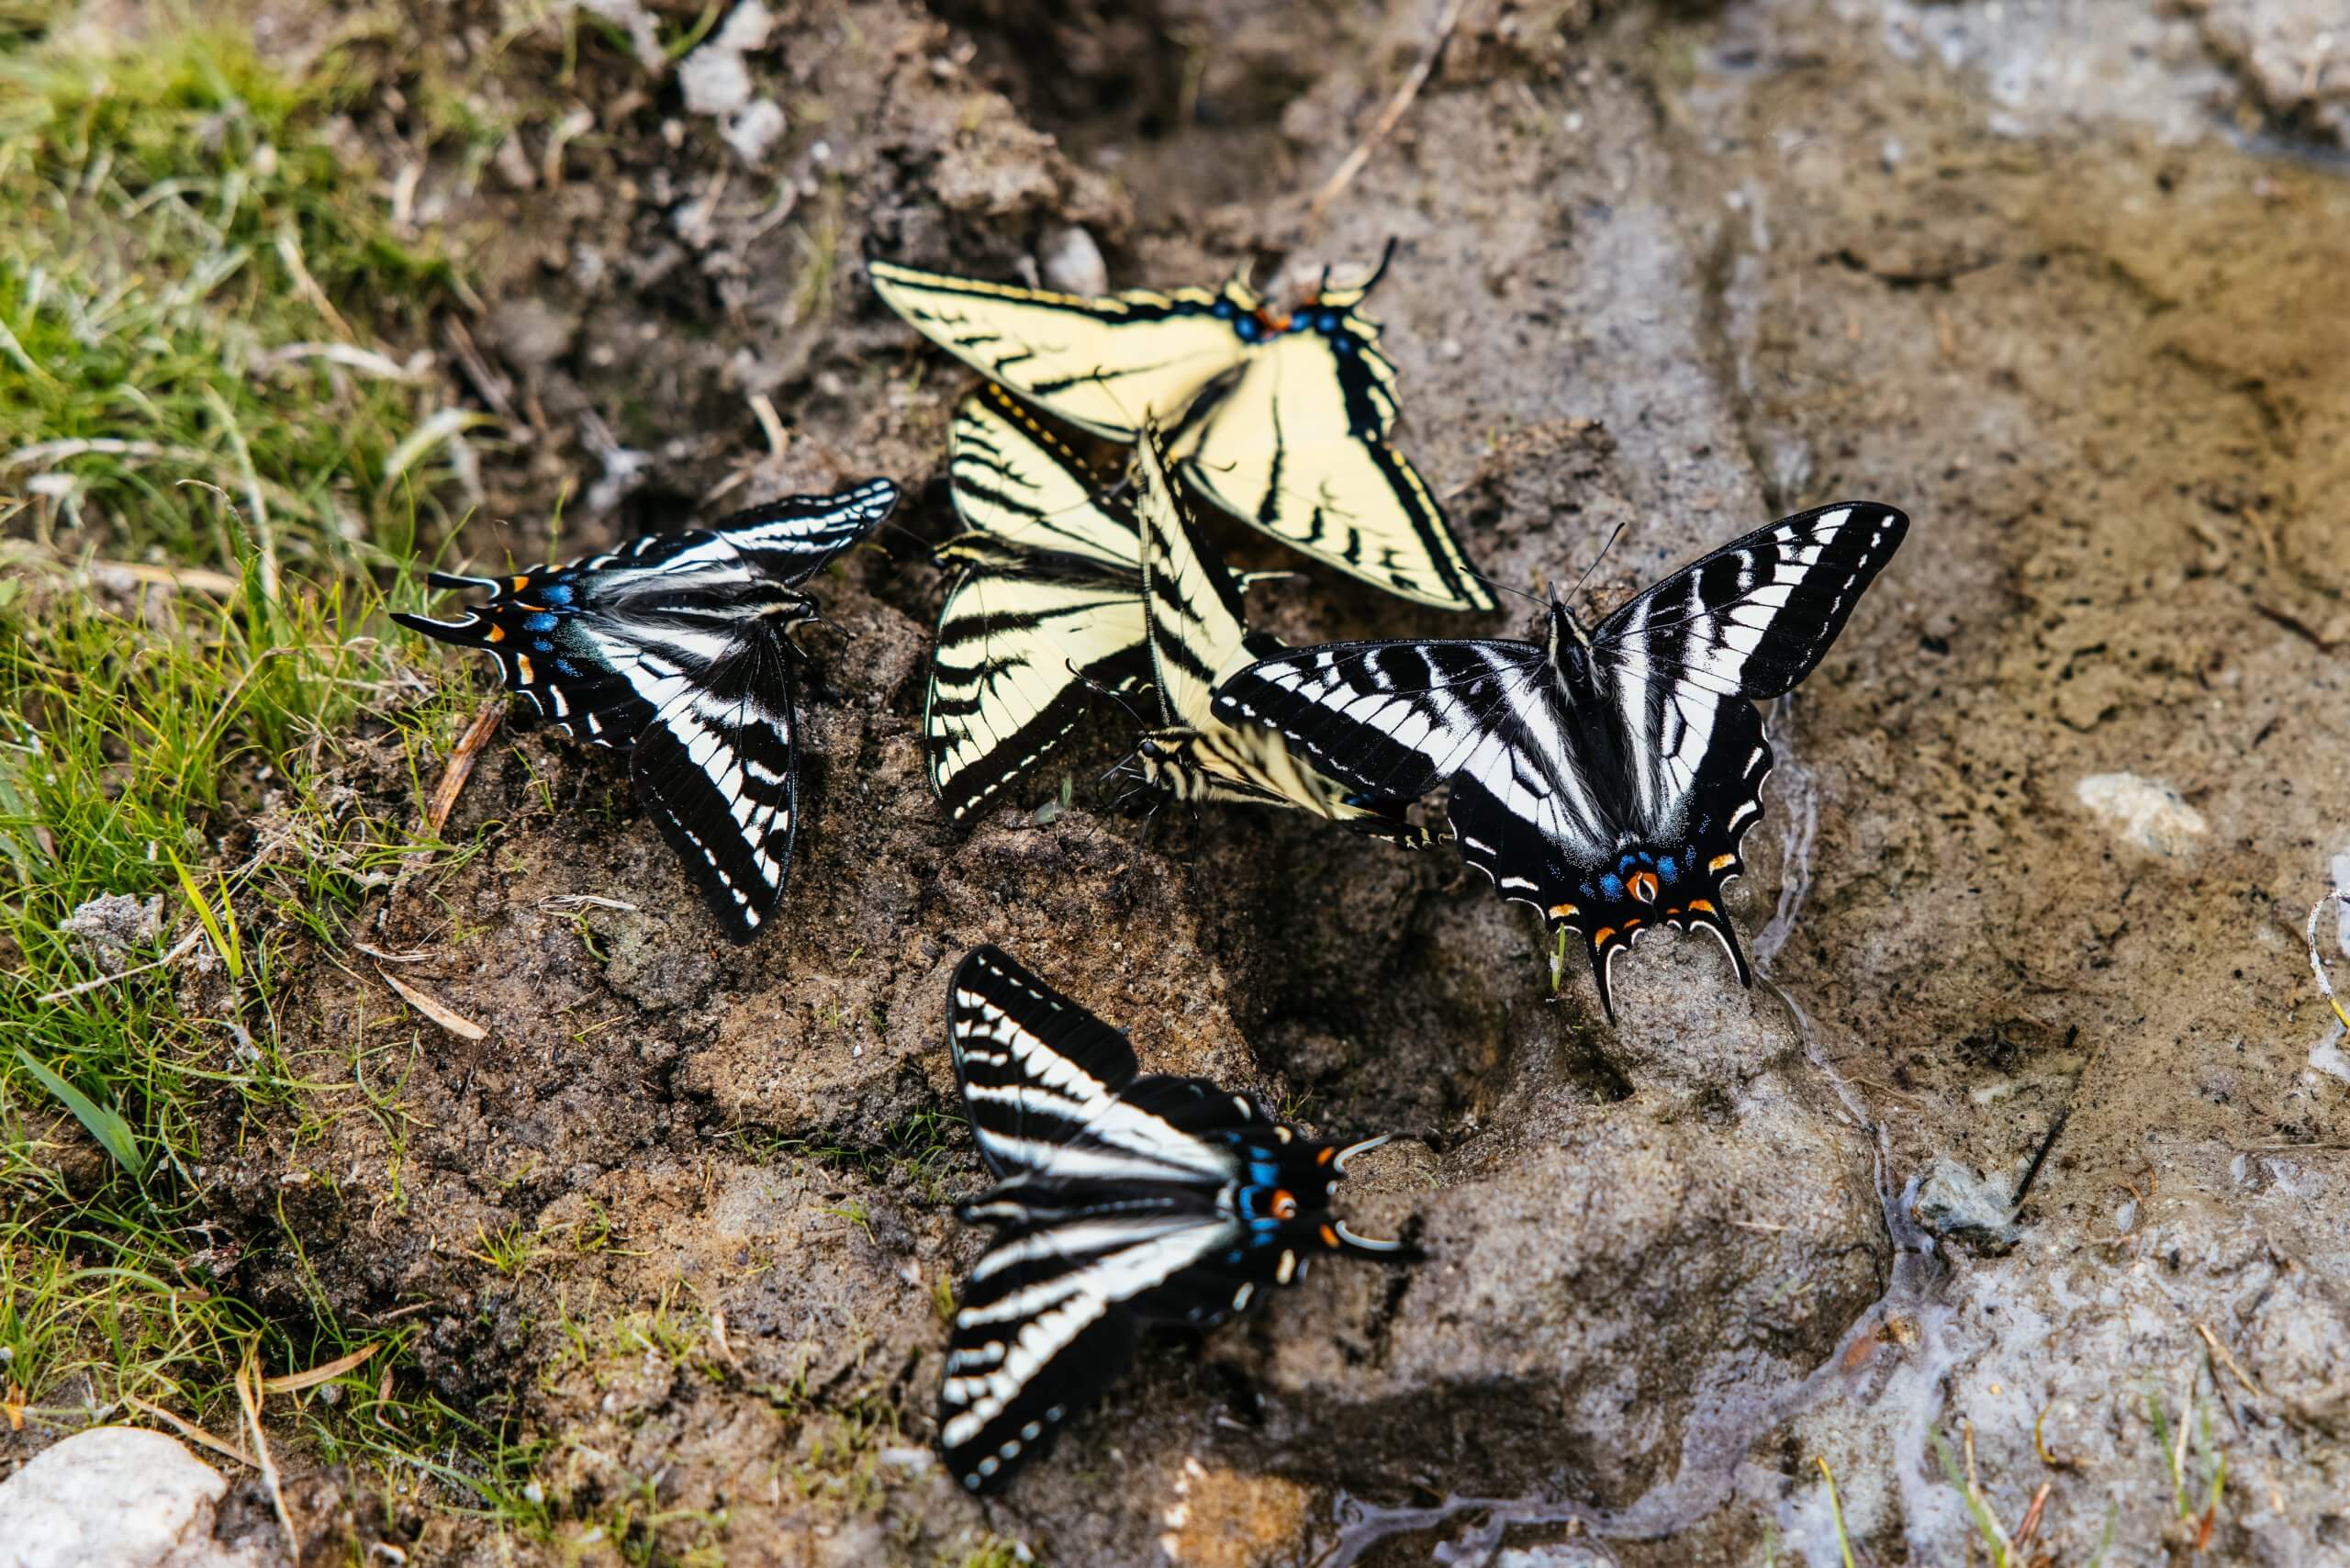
0 1428 270 1568
2075 772 2207 857
1038 226 1108 298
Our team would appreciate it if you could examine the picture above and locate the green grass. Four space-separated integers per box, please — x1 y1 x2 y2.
0 6 516 1533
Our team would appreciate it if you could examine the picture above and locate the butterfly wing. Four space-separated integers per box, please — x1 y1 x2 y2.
869 259 1251 441
1171 293 1494 612
709 476 900 586
1592 503 1910 700
626 616 800 942
1134 418 1251 730
925 388 1151 823
946 946 1240 1186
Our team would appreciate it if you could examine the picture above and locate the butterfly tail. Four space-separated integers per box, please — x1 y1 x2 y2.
1675 900 1754 991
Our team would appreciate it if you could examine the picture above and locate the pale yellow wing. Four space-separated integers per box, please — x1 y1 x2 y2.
871 259 1253 441
946 384 1136 566
1172 307 1496 612
1134 418 1250 729
927 386 1150 823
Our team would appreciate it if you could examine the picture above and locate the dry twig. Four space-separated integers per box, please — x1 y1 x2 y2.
423 699 505 837
1306 0 1469 226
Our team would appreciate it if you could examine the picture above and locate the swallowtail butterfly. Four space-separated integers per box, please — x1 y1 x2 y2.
869 248 1495 612
940 945 1409 1491
1214 503 1908 1020
393 478 900 941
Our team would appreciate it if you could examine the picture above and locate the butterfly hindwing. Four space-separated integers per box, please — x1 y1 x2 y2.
925 387 1152 823
869 258 1250 441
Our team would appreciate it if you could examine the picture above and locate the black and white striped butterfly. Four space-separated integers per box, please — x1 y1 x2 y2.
1213 503 1908 1021
393 478 900 941
940 945 1408 1492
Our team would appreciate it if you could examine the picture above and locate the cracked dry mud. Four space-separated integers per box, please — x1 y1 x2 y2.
162 0 2350 1562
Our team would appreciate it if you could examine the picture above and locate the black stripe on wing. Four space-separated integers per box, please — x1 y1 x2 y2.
1594 502 1908 699
710 476 900 586
629 619 799 943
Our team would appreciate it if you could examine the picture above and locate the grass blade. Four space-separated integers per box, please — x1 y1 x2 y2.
14 1047 146 1176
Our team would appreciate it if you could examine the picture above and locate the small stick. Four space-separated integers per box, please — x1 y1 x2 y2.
2195 1320 2266 1403
423 699 504 837
1306 0 1469 226
37 927 206 1004
2307 892 2349 1031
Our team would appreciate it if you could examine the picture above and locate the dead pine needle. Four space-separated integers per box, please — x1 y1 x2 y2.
2195 1320 2266 1405
423 698 505 838
379 969 488 1041
123 1392 258 1470
1306 0 1469 226
234 1342 299 1553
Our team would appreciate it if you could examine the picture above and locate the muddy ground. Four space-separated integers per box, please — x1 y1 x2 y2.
153 0 2350 1562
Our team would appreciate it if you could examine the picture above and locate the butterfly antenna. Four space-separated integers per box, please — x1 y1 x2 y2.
1461 566 1545 611
1064 662 1153 729
1564 521 1628 609
1351 237 1398 298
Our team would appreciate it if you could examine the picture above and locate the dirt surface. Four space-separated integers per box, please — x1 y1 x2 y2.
150 0 2350 1562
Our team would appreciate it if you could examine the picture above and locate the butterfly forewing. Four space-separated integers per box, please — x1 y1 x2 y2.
925 388 1154 823
626 619 800 941
710 476 901 586
1595 502 1909 700
868 259 1249 441
1174 319 1494 612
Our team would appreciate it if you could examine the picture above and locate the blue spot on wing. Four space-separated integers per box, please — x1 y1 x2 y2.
538 584 575 606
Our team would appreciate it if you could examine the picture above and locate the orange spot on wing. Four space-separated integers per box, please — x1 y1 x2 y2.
1319 1224 1339 1249
1271 1190 1298 1221
515 655 535 684
1689 899 1716 915
485 624 504 643
1593 926 1617 947
1548 903 1579 920
1317 1146 1335 1165
1628 871 1659 903
1709 854 1736 873
511 576 531 591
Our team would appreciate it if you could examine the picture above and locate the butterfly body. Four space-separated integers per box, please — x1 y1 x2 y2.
1214 502 1909 1020
395 478 899 941
941 946 1406 1491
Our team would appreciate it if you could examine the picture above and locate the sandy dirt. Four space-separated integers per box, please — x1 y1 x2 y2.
132 0 2350 1562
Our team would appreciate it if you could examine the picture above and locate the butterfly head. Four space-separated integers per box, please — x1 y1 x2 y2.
1542 591 1595 672
1224 1126 1408 1260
